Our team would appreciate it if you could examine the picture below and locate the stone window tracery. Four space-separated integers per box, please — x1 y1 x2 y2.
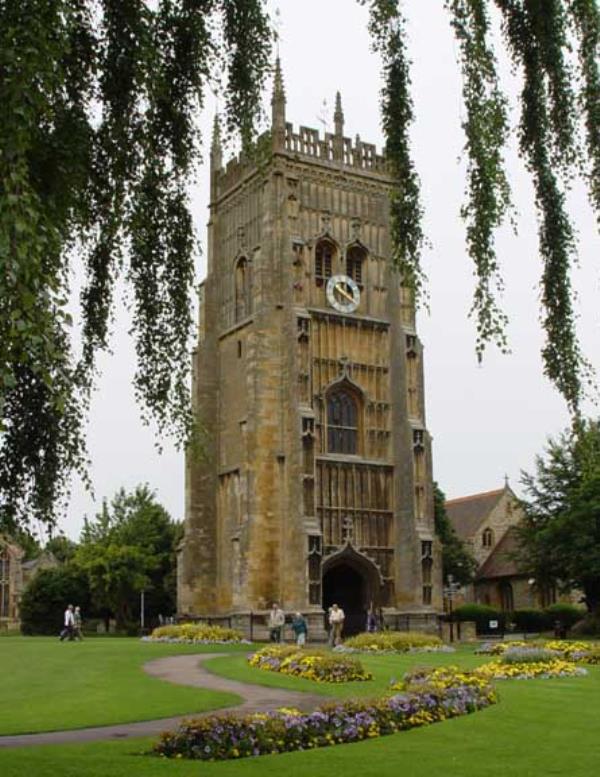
234 256 251 321
327 388 359 455
315 239 334 286
0 548 10 619
421 540 433 605
346 245 365 286
482 527 494 548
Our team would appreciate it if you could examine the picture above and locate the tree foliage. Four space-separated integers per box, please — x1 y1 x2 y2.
517 418 600 614
75 484 180 626
20 565 91 635
0 0 272 531
433 482 479 585
1 0 598 528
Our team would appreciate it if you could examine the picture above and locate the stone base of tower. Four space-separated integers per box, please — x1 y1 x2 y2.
175 607 442 643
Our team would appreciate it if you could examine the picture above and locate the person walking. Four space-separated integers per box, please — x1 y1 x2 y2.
73 606 84 640
268 602 285 643
366 605 377 633
291 612 308 646
328 603 345 646
59 604 75 641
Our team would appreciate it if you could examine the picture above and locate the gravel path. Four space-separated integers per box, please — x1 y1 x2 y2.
0 652 328 748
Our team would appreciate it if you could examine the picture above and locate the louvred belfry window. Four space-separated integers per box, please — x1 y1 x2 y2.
346 245 365 285
315 240 334 286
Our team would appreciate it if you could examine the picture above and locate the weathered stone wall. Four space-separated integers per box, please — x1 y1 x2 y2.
178 93 440 623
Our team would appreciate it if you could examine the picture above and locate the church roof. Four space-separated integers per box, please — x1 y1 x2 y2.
476 527 524 580
445 488 505 541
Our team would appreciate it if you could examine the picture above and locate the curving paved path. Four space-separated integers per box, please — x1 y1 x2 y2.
0 653 329 748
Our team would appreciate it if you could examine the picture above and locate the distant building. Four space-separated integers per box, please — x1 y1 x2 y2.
0 537 57 630
445 484 558 611
0 538 23 628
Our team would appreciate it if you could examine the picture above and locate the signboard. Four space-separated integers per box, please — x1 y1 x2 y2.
489 620 499 629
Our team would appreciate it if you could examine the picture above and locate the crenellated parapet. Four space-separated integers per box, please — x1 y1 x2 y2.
283 123 386 172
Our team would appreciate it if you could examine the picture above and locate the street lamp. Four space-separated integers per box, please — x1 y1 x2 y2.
443 574 462 642
140 589 145 633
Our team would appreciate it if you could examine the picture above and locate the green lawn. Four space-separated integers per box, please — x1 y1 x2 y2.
0 668 599 777
0 637 248 734
1 638 599 777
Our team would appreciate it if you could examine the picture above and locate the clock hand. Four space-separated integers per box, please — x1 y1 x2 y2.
335 283 354 303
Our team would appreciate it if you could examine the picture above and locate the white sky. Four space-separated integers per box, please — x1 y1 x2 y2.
61 0 599 539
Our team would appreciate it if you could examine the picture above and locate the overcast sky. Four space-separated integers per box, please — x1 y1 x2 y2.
61 0 599 540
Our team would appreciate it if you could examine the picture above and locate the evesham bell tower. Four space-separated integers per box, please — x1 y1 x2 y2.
178 62 442 635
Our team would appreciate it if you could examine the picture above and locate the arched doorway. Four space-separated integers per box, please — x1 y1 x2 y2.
323 563 367 636
322 546 382 637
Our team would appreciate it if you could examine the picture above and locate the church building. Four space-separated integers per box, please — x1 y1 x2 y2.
177 62 441 636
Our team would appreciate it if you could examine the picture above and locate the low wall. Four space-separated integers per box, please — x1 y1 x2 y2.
178 610 447 643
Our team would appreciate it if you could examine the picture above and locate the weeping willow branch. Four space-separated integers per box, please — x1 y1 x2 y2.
0 0 272 529
448 0 512 360
569 0 600 219
495 0 590 414
363 0 427 303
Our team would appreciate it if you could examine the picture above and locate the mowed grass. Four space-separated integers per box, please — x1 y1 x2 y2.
0 666 599 777
0 637 249 734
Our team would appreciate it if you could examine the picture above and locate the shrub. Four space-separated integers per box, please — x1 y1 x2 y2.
544 603 585 629
154 683 497 761
343 631 445 653
572 614 600 636
248 645 372 683
20 566 91 635
452 604 504 634
510 609 549 633
148 623 244 643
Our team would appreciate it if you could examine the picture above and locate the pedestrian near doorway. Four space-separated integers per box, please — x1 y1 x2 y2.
291 612 308 646
268 602 285 643
366 606 377 633
328 603 345 646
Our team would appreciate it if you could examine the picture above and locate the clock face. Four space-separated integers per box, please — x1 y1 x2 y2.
326 274 360 313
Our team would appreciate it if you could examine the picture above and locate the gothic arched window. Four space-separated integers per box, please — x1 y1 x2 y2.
346 245 366 285
0 548 10 619
315 239 334 286
327 388 358 454
482 527 494 548
234 256 251 321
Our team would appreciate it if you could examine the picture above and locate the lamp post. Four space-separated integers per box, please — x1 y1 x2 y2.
443 574 462 643
140 589 145 633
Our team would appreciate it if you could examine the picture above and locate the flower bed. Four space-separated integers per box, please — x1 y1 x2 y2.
542 640 593 659
155 682 497 761
476 639 599 662
475 640 530 655
475 656 586 680
391 666 493 693
145 623 245 643
342 630 450 653
248 645 372 683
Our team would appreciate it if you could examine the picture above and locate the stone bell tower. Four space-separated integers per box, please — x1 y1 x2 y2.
177 61 441 636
